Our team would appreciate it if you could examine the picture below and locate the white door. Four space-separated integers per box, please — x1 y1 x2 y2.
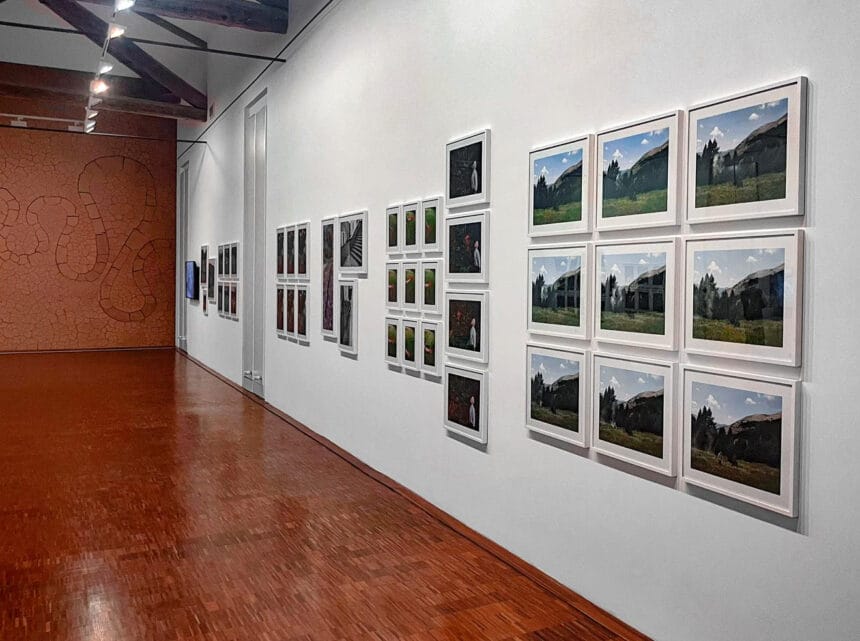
177 162 189 350
243 93 267 397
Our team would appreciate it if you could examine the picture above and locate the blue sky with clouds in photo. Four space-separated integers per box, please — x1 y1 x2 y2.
532 253 581 286
603 127 668 171
531 352 580 387
692 381 782 426
692 247 784 289
599 251 666 287
599 364 664 402
695 98 788 153
533 147 583 187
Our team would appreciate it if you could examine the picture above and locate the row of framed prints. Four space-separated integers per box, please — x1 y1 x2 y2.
217 281 239 320
522 345 799 516
528 229 803 366
386 260 441 314
276 223 309 280
528 77 807 235
386 197 442 254
385 317 441 376
276 284 309 341
218 241 240 280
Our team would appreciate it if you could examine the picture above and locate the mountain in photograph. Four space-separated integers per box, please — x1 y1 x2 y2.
602 132 669 217
530 355 580 431
533 156 583 225
598 369 664 458
531 258 581 327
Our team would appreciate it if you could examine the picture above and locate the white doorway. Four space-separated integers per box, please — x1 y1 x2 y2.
177 162 189 350
242 92 267 397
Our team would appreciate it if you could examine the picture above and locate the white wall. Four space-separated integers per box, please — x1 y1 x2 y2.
180 2 860 640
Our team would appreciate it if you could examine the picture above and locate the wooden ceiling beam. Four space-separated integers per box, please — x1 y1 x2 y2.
134 11 208 49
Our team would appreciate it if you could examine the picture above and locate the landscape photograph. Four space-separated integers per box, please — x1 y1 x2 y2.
387 264 399 304
423 264 437 308
387 208 399 249
449 139 483 200
404 205 418 248
530 251 582 328
695 97 788 208
529 351 580 432
423 203 438 246
601 127 670 217
403 265 416 305
598 364 665 458
403 323 416 365
532 146 583 226
690 380 783 494
448 298 481 353
691 246 785 347
599 250 667 335
386 320 398 361
423 325 437 369
447 370 481 432
448 218 482 274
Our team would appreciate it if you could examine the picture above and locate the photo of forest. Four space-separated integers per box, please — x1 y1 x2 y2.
602 127 669 217
447 371 481 431
404 206 418 247
598 364 665 458
529 352 580 432
690 380 782 494
600 251 667 335
691 247 785 347
448 299 481 352
695 98 788 208
531 253 581 327
532 147 583 226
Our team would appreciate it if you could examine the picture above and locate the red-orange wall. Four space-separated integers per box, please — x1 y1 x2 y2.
0 128 176 351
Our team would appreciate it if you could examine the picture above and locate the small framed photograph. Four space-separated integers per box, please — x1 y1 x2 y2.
402 201 420 254
420 320 442 376
529 135 593 236
218 245 224 277
685 230 803 366
420 197 442 252
386 261 401 310
286 225 296 278
420 260 441 315
296 284 309 340
286 286 296 337
596 111 683 231
592 353 676 476
229 282 238 317
401 318 419 371
446 129 490 209
446 211 488 284
687 77 807 223
402 261 419 312
200 245 209 287
595 238 678 350
445 291 488 364
338 279 358 354
386 205 401 253
217 282 224 313
444 364 488 444
230 243 239 278
296 222 309 280
526 344 588 448
682 366 799 516
207 258 216 302
528 244 589 339
276 228 286 279
202 293 208 315
276 285 285 335
321 216 337 338
339 210 368 276
223 244 231 278
384 316 400 365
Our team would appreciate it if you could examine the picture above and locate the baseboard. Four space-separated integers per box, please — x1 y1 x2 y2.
177 348 652 641
0 345 174 356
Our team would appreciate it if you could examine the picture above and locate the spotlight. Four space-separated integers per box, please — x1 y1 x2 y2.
107 23 126 39
115 0 135 10
85 119 96 133
90 78 109 94
86 109 99 119
98 58 114 75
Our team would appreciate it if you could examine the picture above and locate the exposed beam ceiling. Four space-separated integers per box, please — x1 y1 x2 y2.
134 11 208 49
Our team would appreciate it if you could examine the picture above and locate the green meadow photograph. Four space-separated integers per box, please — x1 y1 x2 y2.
530 251 582 328
599 250 667 335
598 364 665 459
602 127 669 217
532 146 583 227
529 351 580 432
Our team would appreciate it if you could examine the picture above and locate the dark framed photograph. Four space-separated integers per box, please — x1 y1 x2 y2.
297 222 309 280
276 285 285 335
445 291 487 364
446 129 490 208
296 284 308 340
420 197 442 252
386 261 400 310
338 279 358 354
286 226 296 277
276 228 285 279
385 316 400 365
386 205 401 253
444 364 488 444
446 211 488 283
402 202 420 253
339 211 368 276
321 217 337 338
421 320 441 376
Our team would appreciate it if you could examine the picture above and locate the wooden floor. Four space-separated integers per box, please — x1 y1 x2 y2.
0 349 642 641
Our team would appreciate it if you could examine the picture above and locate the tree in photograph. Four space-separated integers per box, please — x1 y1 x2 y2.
697 138 720 186
599 385 616 423
532 272 545 307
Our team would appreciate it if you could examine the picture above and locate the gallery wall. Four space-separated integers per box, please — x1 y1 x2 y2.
0 127 176 351
179 2 860 640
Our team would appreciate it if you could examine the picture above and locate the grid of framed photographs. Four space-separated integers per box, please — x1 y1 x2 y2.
217 241 239 321
524 77 807 516
278 222 310 282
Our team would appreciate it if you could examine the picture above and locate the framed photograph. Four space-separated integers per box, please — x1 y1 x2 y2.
296 284 309 340
185 261 199 300
445 211 488 284
296 222 309 280
207 258 216 302
386 205 401 253
230 243 239 278
286 226 296 278
286 286 296 337
685 230 803 366
276 285 285 335
595 238 678 350
420 260 441 314
526 344 588 448
339 211 368 276
682 366 799 516
276 227 285 279
402 261 419 312
529 135 593 236
687 77 807 223
420 197 442 252
528 244 589 339
596 111 682 231
386 261 401 310
446 129 490 208
421 320 442 376
445 291 488 364
229 282 238 317
223 244 231 278
200 245 209 287
338 279 358 354
321 216 337 338
218 245 224 277
402 201 420 254
402 319 419 371
444 364 488 444
592 353 676 476
217 282 224 314
202 293 208 315
384 316 400 365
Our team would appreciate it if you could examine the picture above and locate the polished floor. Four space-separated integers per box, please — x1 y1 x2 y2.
1 350 636 641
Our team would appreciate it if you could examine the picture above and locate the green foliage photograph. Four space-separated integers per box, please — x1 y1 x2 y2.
601 127 670 218
532 146 583 226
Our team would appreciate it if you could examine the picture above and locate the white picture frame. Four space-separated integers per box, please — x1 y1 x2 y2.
526 344 589 448
445 291 488 364
386 205 401 254
276 284 286 336
681 365 799 516
445 211 488 284
684 230 803 366
401 201 421 255
275 228 286 280
285 285 296 337
446 129 490 209
686 77 807 224
321 216 338 338
338 278 358 354
339 211 368 276
444 364 488 444
529 135 593 236
384 316 400 365
420 260 442 315
296 283 309 341
527 243 590 340
420 320 442 376
285 225 296 279
420 197 443 252
401 261 419 312
596 111 683 231
385 261 401 311
591 352 676 476
296 221 310 281
401 318 420 372
594 237 679 351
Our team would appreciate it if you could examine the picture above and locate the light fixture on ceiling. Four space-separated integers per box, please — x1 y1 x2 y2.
86 109 99 120
107 22 126 39
90 78 109 94
115 0 136 11
98 58 114 75
88 96 103 108
84 119 96 133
